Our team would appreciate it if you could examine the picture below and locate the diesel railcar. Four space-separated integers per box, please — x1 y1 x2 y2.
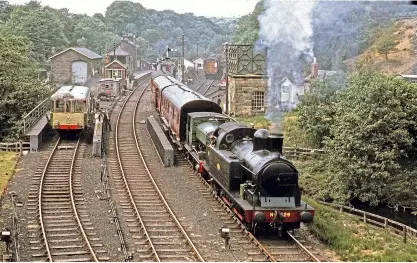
150 71 314 235
50 85 95 134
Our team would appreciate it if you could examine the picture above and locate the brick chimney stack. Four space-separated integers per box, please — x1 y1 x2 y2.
311 57 319 79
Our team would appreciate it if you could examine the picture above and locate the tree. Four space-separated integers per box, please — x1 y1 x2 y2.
233 1 264 44
93 13 105 23
374 27 397 60
3 5 68 61
0 34 49 140
0 1 12 24
73 16 119 54
325 66 417 206
297 74 346 148
105 1 146 36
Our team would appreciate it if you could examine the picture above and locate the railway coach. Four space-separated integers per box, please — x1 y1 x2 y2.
150 72 222 146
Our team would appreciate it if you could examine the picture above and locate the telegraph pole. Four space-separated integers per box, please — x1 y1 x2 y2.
181 34 185 83
225 42 229 114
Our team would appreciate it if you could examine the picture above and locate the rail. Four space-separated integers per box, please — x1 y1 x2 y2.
133 84 205 262
287 231 320 262
0 141 30 154
320 201 417 243
22 97 50 135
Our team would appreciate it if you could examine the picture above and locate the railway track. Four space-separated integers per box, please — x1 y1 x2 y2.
28 138 108 262
109 77 204 261
131 82 324 262
172 150 323 262
202 80 216 96
195 79 207 93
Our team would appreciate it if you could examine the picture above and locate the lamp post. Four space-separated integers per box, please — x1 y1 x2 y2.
224 42 229 115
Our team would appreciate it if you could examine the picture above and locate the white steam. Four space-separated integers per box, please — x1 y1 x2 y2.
257 0 315 133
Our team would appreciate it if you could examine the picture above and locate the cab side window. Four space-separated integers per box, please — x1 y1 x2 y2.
55 100 64 112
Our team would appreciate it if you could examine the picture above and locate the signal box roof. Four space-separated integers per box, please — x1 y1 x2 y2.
51 86 90 100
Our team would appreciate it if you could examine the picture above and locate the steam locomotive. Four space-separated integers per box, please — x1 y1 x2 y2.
150 71 314 235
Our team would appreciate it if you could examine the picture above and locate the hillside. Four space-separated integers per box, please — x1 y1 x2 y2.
345 18 417 74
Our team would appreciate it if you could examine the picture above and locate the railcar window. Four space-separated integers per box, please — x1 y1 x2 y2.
252 91 265 111
55 100 64 112
75 101 83 112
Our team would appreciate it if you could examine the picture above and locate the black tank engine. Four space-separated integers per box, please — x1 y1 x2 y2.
200 122 313 233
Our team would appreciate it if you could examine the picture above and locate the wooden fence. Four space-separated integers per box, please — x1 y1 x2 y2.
283 147 325 159
319 201 417 243
0 141 30 154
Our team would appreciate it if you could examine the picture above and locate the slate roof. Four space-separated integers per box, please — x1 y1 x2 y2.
72 47 102 59
49 47 102 60
106 46 130 56
105 60 127 69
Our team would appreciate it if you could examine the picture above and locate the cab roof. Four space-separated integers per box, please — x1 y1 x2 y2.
51 85 90 100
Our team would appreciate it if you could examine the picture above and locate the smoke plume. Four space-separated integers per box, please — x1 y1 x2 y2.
257 0 315 133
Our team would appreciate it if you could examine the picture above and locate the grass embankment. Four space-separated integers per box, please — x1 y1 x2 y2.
0 152 18 197
307 198 417 261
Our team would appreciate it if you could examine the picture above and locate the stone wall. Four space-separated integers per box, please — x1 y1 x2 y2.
228 74 267 116
120 40 137 71
50 50 105 85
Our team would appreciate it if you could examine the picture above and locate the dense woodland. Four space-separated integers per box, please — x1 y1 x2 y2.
0 0 233 140
233 1 417 208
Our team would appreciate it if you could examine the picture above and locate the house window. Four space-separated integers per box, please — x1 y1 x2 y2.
252 91 265 111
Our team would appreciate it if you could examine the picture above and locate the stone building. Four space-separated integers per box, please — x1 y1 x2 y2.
49 47 103 85
227 45 267 116
120 34 138 72
106 34 138 77
228 75 267 116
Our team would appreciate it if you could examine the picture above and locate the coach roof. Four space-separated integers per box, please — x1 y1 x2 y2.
153 75 213 109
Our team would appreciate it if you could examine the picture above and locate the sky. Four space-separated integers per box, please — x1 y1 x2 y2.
7 0 260 17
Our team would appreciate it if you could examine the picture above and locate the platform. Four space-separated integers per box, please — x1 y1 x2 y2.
26 114 50 151
133 70 153 80
147 116 174 167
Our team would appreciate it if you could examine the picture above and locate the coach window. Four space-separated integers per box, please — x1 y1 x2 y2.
252 91 265 111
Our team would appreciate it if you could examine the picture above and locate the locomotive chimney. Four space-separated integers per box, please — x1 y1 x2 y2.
253 129 270 151
311 57 319 79
267 133 284 154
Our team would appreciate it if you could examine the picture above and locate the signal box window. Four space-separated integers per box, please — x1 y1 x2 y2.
252 91 265 111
